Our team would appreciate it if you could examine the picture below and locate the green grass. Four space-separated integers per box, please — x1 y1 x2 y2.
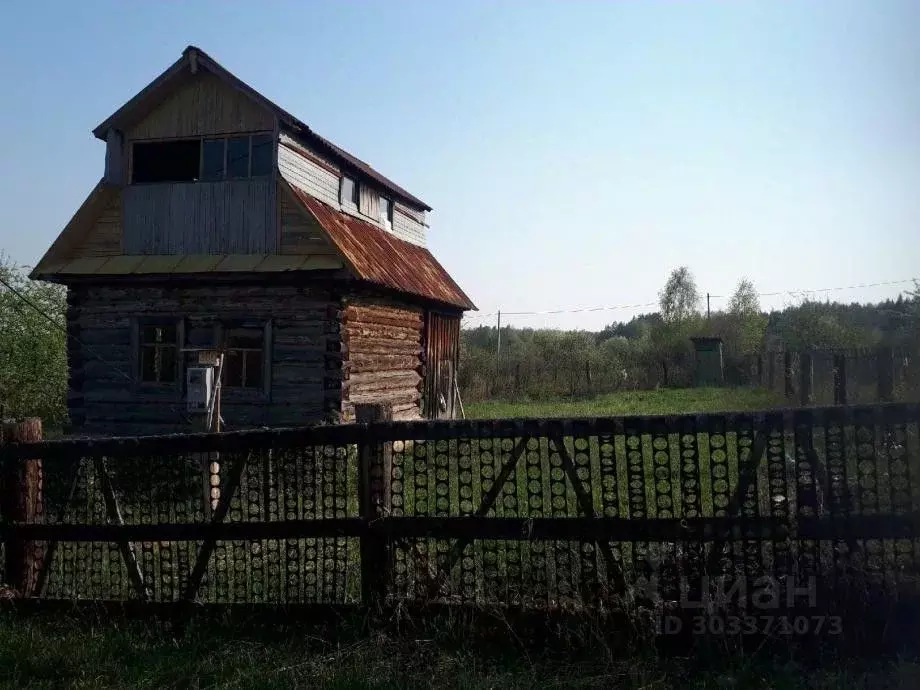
466 387 786 419
0 614 918 689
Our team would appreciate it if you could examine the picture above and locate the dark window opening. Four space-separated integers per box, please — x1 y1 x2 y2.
140 324 178 383
227 136 250 179
201 138 226 181
132 140 201 183
341 176 357 205
223 326 264 389
250 134 273 176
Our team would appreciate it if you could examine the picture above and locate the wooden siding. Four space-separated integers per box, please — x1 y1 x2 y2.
358 183 380 221
277 135 341 208
77 193 123 258
276 134 428 247
123 179 276 254
66 283 342 436
125 72 275 141
342 300 424 422
104 130 124 186
395 203 426 225
422 311 461 419
392 207 426 247
279 185 342 260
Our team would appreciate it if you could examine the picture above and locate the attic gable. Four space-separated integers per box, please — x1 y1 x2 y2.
93 46 281 141
93 46 431 212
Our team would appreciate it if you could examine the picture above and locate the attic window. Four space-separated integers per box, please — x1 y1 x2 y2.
132 140 201 183
379 196 393 231
340 176 357 205
132 133 273 184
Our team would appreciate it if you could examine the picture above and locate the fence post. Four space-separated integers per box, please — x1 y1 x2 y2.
799 352 814 406
784 352 794 399
0 418 44 596
833 354 847 405
877 346 895 402
355 402 393 609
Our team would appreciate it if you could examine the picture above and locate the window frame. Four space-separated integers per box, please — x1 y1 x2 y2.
379 195 393 231
215 319 272 397
200 137 228 182
133 317 184 390
340 175 358 206
129 132 274 185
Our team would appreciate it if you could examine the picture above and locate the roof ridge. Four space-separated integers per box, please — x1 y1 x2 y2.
93 46 431 211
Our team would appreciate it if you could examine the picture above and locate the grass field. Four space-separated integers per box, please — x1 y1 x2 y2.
465 387 786 419
1 614 918 689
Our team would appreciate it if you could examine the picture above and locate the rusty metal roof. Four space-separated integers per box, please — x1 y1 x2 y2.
288 184 475 311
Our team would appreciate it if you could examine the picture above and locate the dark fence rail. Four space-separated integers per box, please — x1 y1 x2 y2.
1 403 919 611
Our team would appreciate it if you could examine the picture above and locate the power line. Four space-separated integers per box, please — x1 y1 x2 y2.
462 277 918 321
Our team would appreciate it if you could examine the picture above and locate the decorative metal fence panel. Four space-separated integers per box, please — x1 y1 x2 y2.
1 403 919 610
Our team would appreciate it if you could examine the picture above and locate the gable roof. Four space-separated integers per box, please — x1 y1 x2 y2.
94 46 431 212
285 182 475 311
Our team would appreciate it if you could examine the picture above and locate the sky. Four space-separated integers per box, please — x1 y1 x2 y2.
1 0 918 331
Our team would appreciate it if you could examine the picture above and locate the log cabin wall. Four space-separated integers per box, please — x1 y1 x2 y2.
341 297 424 422
65 281 342 436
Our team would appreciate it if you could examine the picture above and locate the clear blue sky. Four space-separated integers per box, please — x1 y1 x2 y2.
1 1 918 330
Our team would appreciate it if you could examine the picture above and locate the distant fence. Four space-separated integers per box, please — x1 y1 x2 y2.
744 346 920 406
1 403 919 613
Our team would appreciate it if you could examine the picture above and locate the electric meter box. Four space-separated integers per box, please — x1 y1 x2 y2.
186 367 214 412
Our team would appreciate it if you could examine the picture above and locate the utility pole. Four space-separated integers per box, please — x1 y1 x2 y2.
496 310 502 367
706 293 711 322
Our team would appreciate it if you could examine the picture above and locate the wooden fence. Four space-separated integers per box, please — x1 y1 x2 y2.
1 402 919 612
744 346 920 406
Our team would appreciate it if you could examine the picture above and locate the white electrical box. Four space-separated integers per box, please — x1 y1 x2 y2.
186 367 214 413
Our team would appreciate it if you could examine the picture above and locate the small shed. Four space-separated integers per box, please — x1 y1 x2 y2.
690 336 725 387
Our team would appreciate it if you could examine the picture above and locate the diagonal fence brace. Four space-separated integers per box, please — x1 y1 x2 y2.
181 450 251 603
423 436 529 599
550 436 627 595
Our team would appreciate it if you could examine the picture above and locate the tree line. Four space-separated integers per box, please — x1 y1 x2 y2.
1 258 917 425
459 268 920 402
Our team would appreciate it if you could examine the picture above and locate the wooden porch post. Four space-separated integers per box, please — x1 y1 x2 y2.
356 402 393 608
0 418 44 596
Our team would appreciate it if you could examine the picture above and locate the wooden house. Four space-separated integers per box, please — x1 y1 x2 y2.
31 46 475 436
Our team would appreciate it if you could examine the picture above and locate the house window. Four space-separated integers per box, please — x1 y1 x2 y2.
139 323 178 383
379 196 393 231
250 134 274 176
341 176 357 205
132 140 201 183
131 134 273 184
223 325 264 389
226 136 250 179
201 138 226 182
